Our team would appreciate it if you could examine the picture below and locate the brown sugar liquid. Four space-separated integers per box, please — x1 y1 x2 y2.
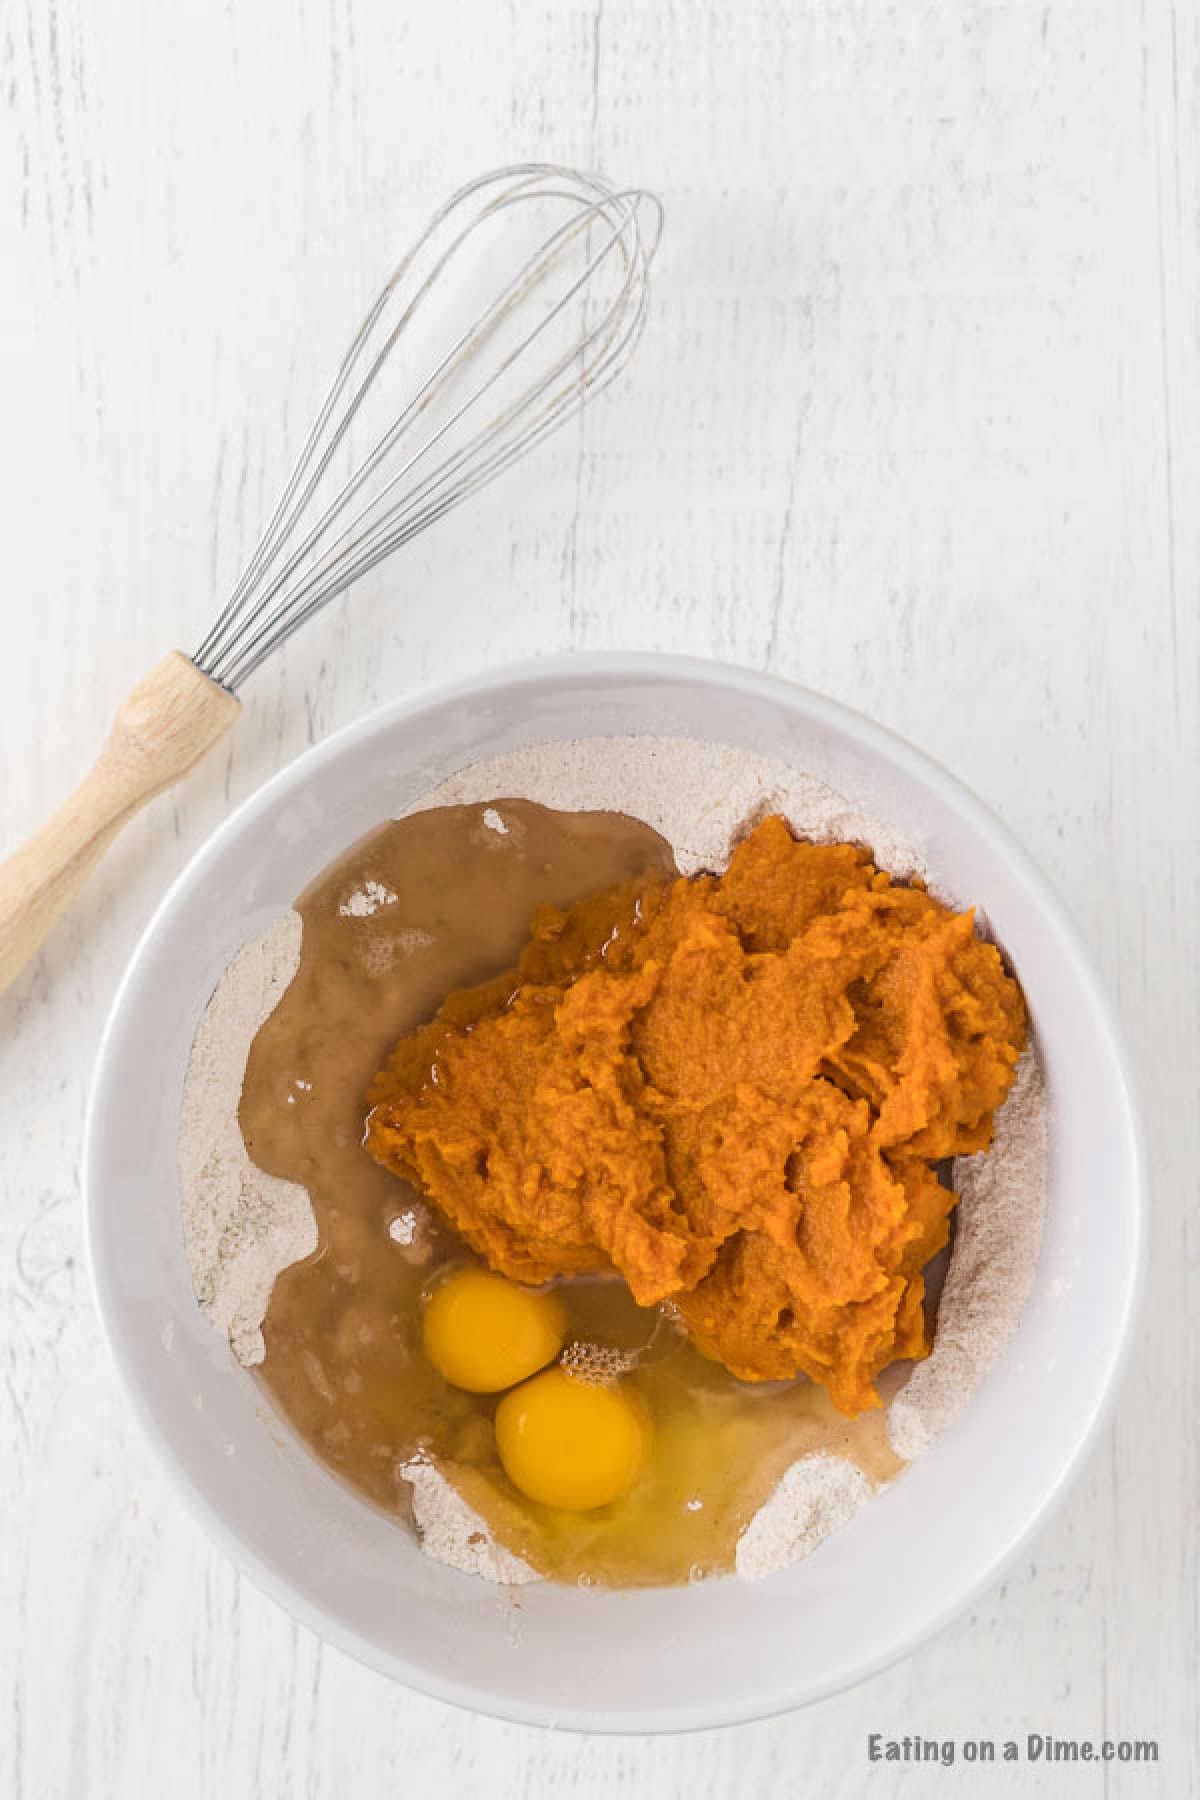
244 799 906 1589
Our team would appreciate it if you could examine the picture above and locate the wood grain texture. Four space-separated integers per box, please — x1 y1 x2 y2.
0 653 239 992
1 1 1196 1795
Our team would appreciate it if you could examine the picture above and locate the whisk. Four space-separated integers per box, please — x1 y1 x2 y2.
0 163 662 995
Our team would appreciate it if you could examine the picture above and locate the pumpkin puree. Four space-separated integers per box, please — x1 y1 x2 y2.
365 817 1026 1414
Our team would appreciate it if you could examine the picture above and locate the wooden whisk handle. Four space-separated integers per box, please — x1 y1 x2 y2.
0 652 241 996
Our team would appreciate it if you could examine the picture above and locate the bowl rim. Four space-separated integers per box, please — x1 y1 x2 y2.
83 649 1147 1733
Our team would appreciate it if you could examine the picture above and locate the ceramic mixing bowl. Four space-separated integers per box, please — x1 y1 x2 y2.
84 654 1145 1730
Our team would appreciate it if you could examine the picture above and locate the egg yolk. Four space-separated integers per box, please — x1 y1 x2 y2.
495 1366 651 1511
422 1268 566 1393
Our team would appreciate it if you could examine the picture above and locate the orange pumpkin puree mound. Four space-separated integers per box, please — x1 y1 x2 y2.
365 816 1027 1415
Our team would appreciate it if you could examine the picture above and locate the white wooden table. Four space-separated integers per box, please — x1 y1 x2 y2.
2 2 1196 1794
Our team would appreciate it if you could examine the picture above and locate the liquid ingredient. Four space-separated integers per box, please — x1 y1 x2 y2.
243 800 904 1588
366 815 1026 1414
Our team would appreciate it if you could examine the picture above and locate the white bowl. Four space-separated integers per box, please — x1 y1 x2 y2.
84 654 1144 1731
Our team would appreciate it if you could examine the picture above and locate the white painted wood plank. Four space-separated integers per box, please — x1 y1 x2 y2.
1 0 1195 1794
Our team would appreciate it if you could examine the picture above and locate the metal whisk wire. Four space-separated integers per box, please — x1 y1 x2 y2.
193 164 663 693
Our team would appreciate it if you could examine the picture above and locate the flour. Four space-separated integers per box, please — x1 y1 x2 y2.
889 1049 1047 1460
177 734 1046 1585
400 1457 538 1586
735 1455 873 1580
338 879 398 917
418 737 932 885
178 917 316 1367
